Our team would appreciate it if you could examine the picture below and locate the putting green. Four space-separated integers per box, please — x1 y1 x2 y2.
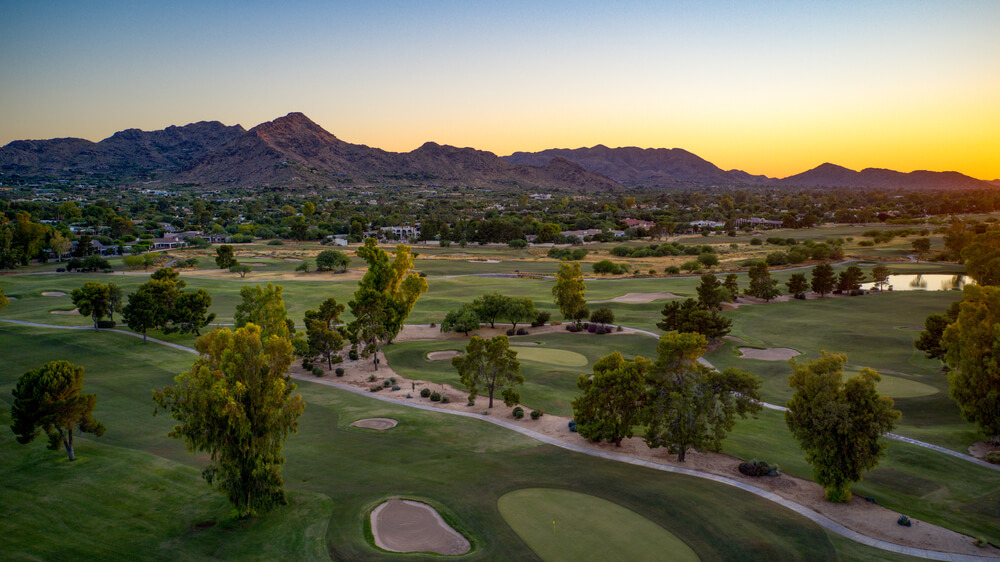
877 374 938 398
510 346 588 367
498 488 699 562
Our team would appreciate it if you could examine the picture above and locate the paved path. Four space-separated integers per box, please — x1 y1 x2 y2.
3 318 997 559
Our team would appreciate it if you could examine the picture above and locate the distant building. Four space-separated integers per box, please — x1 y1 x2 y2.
380 225 421 240
622 218 655 229
734 217 783 229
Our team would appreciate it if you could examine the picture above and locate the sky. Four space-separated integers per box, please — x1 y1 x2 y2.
1 1 998 179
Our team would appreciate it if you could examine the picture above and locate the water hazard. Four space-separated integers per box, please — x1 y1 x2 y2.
862 274 973 292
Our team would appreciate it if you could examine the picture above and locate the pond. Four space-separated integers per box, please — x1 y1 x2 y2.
862 274 973 292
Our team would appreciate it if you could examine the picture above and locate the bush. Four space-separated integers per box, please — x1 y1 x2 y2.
985 451 1000 464
568 420 578 432
897 515 911 527
508 239 528 248
430 392 442 402
516 328 528 335
441 396 450 404
96 320 116 329
335 367 344 376
392 385 401 391
349 349 359 361
750 238 763 246
369 386 381 392
512 407 524 419
531 311 551 327
266 239 284 245
312 367 324 377
302 359 313 369
616 325 623 332
530 410 542 420
383 379 391 387
506 328 515 336
420 388 431 398
738 459 780 477
367 374 377 382
664 265 680 274
389 377 397 384
587 324 597 333
566 324 579 333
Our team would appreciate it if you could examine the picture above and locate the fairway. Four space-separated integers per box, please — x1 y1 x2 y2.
876 374 938 399
511 345 588 367
498 488 700 562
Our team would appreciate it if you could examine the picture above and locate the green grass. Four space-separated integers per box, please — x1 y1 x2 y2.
510 345 589 367
498 488 699 562
0 323 898 560
384 332 658 416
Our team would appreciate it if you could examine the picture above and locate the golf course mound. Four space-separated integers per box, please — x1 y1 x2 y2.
370 499 470 555
737 347 800 361
592 292 678 304
511 346 588 367
427 350 461 361
41 291 66 297
498 488 699 562
349 418 398 430
876 375 938 398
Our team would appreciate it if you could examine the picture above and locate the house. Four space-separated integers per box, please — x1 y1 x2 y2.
379 225 421 240
734 217 783 229
622 218 655 229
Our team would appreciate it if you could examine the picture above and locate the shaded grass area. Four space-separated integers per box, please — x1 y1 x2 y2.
0 324 893 561
384 332 658 416
724 409 1000 545
498 488 699 562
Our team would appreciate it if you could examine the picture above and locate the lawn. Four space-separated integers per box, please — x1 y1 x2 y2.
0 323 903 560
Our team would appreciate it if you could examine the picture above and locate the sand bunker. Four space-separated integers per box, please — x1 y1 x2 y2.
427 350 461 361
371 499 470 555
50 308 80 315
468 259 500 263
350 418 398 430
592 292 678 304
738 347 801 361
41 291 66 297
283 258 303 262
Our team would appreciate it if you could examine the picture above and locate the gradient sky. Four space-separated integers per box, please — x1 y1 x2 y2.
2 1 998 179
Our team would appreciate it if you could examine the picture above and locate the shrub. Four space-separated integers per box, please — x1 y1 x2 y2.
531 311 551 327
440 396 450 404
389 377 397 384
975 537 988 548
595 326 606 334
530 410 542 420
369 386 381 392
506 328 515 336
664 265 681 274
587 324 597 333
392 385 401 391
430 322 437 328
367 374 377 382
897 515 911 527
312 367 324 377
568 420 578 432
738 459 780 477
266 239 284 245
383 379 391 387
335 367 344 376
516 328 528 335
513 407 524 419
750 238 763 245
616 325 623 332
508 239 528 248
985 451 1000 464
430 392 442 402
349 349 359 360
96 320 116 329
420 388 431 398
566 324 579 333
302 359 313 369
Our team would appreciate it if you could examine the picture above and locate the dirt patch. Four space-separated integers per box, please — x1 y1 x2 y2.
370 499 470 555
50 308 80 315
591 292 678 304
41 291 66 297
242 262 267 266
427 350 461 361
738 347 800 361
969 441 1000 460
723 335 750 345
350 418 398 430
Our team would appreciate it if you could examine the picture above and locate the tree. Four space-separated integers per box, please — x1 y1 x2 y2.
234 283 291 340
172 289 216 336
50 231 71 262
452 335 523 408
441 305 481 336
871 264 891 291
122 286 163 343
553 261 587 324
230 264 252 278
786 273 809 298
216 245 237 269
471 292 507 328
643 332 761 462
914 301 960 361
961 231 1000 286
811 264 836 297
723 274 739 302
349 287 390 368
744 262 779 301
697 252 719 268
152 324 304 517
785 352 900 502
10 360 106 461
304 298 346 369
71 281 120 329
657 298 731 340
0 287 9 312
315 249 350 273
941 285 1000 443
943 221 974 261
590 306 615 326
501 297 536 331
911 237 931 259
836 265 865 292
696 273 728 310
572 352 649 446
350 239 428 349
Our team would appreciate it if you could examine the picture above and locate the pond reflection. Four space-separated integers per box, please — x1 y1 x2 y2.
862 274 973 292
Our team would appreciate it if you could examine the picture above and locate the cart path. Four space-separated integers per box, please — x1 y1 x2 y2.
2 318 997 560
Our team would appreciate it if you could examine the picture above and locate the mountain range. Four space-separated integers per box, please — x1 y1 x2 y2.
1 112 995 191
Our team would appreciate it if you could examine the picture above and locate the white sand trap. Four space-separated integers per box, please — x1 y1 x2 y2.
371 499 470 555
6 296 16 301
738 347 801 361
427 350 461 361
350 418 398 430
50 308 80 315
42 291 66 297
283 258 303 262
592 292 678 304
467 259 500 263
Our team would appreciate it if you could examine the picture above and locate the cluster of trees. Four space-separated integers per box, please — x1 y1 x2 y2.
573 331 762 460
657 274 734 340
122 268 215 341
441 293 539 335
71 281 123 329
610 242 715 259
453 334 523 408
